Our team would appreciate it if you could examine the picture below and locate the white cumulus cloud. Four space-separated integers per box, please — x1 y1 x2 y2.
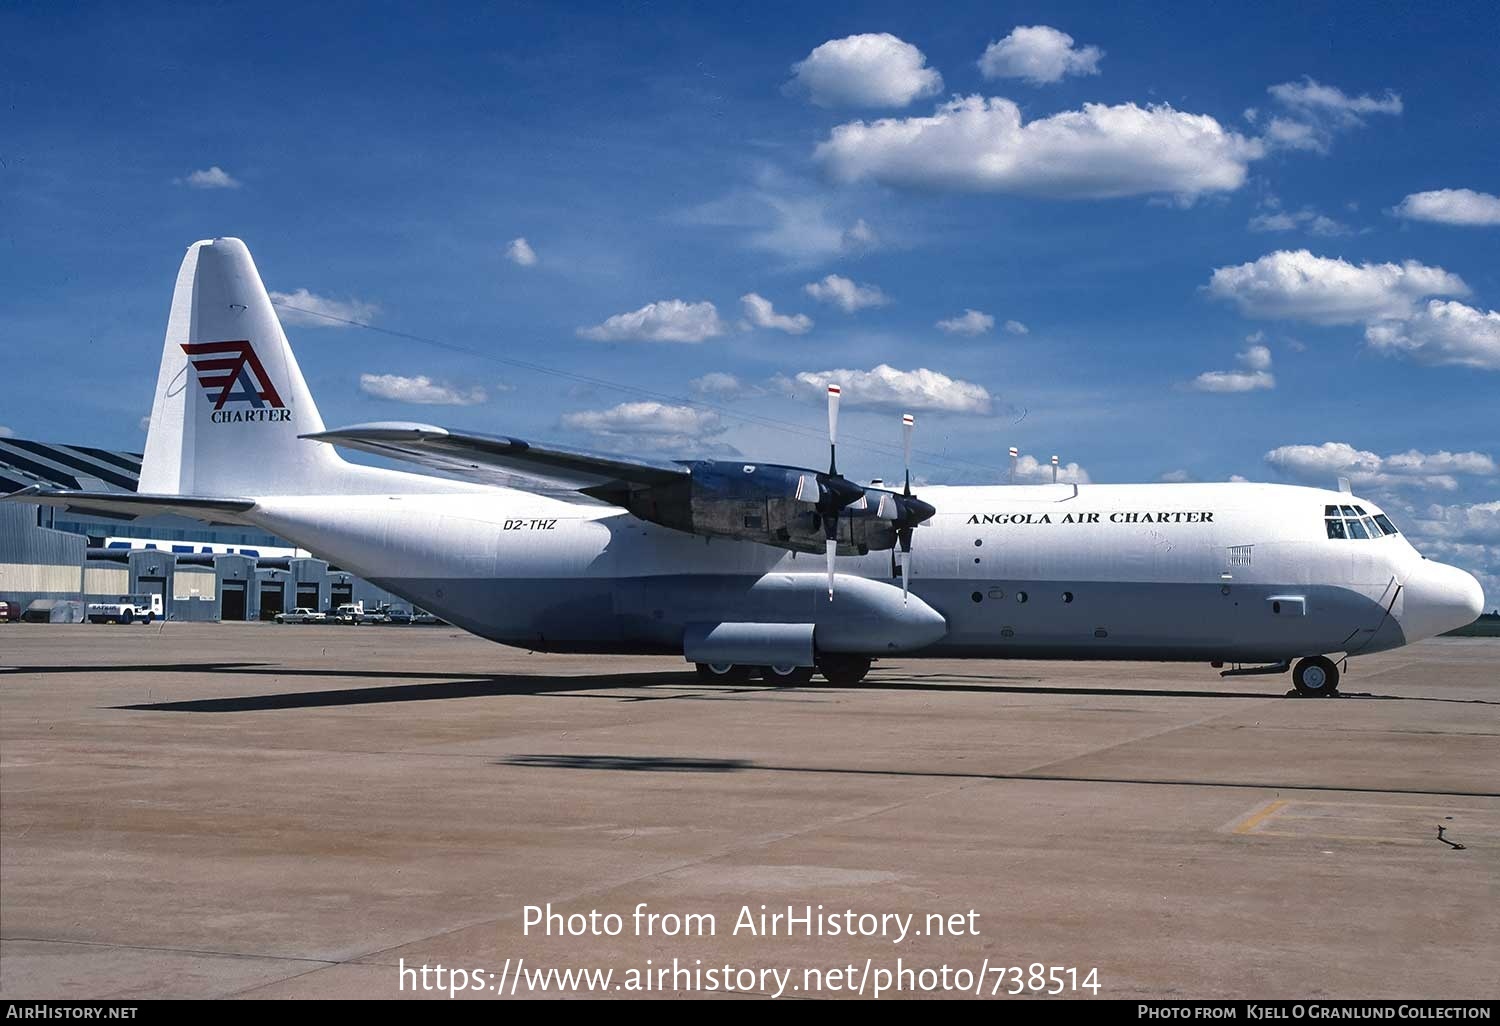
1190 343 1276 393
179 166 241 189
1205 250 1468 324
505 237 537 266
803 274 889 313
815 96 1263 201
689 372 754 400
269 288 379 327
936 309 995 336
563 402 726 452
1264 442 1495 492
776 364 992 414
359 374 487 406
741 293 812 334
1004 319 1029 335
978 25 1103 85
1013 454 1090 484
1248 207 1351 236
1261 78 1402 153
1267 78 1402 120
578 300 726 343
1365 301 1500 371
786 33 943 109
1392 189 1500 227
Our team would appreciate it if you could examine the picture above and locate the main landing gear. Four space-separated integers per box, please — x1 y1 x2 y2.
1291 655 1341 697
694 655 872 687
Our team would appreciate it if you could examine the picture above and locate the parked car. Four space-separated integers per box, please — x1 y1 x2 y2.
332 603 366 625
0 600 19 623
412 610 445 625
273 607 328 624
88 594 163 624
384 608 412 625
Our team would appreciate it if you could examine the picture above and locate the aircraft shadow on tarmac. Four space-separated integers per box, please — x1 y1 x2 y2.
4 661 1494 710
498 753 1500 800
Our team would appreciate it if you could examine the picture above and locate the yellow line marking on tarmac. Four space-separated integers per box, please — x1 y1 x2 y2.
1233 799 1289 834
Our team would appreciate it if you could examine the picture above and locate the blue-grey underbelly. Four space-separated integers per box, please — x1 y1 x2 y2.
369 575 1401 662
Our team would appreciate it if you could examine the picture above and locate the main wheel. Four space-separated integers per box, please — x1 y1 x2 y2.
695 662 753 683
760 665 815 686
1292 656 1340 697
817 654 872 686
121 612 133 625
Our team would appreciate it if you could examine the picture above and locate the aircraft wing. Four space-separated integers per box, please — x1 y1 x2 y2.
303 422 689 494
1 486 257 523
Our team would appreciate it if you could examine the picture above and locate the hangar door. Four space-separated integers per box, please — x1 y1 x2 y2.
137 577 167 619
295 584 320 610
330 582 353 609
221 581 247 621
259 582 285 620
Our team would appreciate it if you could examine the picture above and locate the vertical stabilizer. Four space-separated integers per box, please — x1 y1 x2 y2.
139 238 345 496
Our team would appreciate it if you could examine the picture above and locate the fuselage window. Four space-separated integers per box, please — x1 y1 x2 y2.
1326 518 1347 539
1340 505 1358 517
1374 513 1399 535
1362 516 1381 537
1346 518 1369 539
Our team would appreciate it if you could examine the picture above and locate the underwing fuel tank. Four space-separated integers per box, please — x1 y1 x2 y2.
616 572 949 654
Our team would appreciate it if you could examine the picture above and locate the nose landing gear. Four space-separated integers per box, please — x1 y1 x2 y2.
1292 655 1340 697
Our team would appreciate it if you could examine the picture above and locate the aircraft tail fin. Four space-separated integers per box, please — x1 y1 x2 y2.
139 238 347 496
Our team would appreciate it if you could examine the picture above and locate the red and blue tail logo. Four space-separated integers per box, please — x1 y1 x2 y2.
181 340 286 411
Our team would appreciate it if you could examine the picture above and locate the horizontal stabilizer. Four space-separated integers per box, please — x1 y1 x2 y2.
303 422 688 492
2 486 256 523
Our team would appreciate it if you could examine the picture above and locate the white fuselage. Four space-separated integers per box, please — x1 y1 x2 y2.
236 477 1481 663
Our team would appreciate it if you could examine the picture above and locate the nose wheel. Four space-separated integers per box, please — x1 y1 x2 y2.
1292 656 1340 697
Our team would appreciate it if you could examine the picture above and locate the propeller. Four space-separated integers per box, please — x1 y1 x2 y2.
810 387 934 602
892 412 938 603
819 384 848 599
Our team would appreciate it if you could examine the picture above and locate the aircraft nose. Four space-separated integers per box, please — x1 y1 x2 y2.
1400 560 1485 642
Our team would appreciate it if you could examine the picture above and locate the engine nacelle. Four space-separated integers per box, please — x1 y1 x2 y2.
602 460 899 555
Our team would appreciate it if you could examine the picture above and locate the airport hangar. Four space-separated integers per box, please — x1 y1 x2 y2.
0 437 404 621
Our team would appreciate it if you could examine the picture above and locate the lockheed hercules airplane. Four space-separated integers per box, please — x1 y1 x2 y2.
6 239 1484 694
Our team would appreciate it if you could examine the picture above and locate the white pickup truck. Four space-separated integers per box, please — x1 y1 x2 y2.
87 594 163 625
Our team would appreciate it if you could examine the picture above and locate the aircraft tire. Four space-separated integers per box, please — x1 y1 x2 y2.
817 654 872 686
1292 656 1339 697
760 665 815 686
121 612 133 626
696 662 753 683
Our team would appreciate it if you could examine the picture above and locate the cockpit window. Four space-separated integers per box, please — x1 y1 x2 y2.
1325 506 1395 541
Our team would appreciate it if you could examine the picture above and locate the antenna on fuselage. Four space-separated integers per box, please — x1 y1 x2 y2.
1008 446 1018 484
1051 455 1059 483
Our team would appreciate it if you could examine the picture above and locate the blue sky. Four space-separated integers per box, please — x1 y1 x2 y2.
2 1 1497 598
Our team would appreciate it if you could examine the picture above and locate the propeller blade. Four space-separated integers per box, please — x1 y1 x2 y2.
827 384 841 475
825 537 837 600
898 538 911 604
902 413 914 496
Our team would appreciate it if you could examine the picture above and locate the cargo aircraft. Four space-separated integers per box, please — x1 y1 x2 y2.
5 239 1484 694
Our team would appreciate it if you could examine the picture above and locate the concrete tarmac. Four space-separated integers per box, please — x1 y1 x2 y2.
1 622 1496 1000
